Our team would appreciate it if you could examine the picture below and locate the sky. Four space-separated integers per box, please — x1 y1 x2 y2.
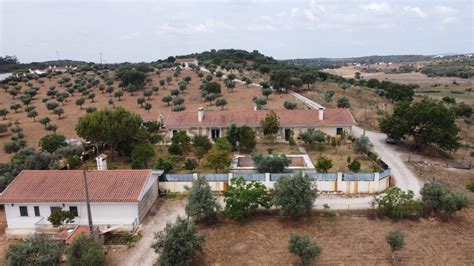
0 0 473 63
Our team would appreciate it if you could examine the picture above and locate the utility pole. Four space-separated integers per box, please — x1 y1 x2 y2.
56 51 60 62
82 163 96 238
363 89 367 136
99 52 103 65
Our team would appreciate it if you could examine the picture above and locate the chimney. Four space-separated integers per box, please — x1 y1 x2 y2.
198 107 204 122
96 154 107 170
318 107 324 121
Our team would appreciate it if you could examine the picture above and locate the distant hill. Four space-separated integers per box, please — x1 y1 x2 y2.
0 59 92 74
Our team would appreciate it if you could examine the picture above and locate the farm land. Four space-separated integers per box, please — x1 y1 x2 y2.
0 68 302 163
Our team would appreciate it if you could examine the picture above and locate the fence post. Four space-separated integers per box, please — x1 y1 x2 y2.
374 172 380 193
336 173 343 193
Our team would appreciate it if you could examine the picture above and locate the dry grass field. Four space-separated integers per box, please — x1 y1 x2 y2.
301 81 393 131
196 208 474 265
0 68 300 163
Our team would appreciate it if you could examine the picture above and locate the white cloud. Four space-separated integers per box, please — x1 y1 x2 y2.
403 6 426 18
361 2 392 14
158 19 234 34
303 9 318 22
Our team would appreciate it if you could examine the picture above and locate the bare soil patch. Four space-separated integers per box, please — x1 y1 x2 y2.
198 209 474 265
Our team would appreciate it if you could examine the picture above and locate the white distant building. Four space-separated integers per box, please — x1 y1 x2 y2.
29 65 77 75
0 169 162 238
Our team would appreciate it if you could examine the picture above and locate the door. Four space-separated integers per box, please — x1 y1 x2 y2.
284 129 291 141
211 128 220 140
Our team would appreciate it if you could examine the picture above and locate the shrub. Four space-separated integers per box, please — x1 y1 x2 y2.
252 154 290 173
67 235 105 266
6 235 63 266
155 158 175 173
273 172 317 216
466 182 474 192
203 148 231 173
353 136 373 154
151 216 205 266
48 208 75 227
283 101 297 110
185 176 220 222
168 142 183 156
300 128 325 145
337 97 351 108
192 135 212 153
184 158 198 172
239 126 256 152
375 187 422 219
131 142 156 168
288 234 322 266
316 156 333 173
385 230 405 265
214 137 232 152
4 141 22 154
347 159 361 172
224 176 272 220
421 182 469 216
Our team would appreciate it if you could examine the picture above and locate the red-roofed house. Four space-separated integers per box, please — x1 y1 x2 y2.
162 107 356 141
0 169 162 238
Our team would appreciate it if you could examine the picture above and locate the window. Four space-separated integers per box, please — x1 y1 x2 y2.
211 129 220 140
19 206 28 217
50 206 61 215
34 206 40 217
336 128 343 135
69 206 78 217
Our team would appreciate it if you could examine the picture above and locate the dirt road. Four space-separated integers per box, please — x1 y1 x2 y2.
112 200 186 266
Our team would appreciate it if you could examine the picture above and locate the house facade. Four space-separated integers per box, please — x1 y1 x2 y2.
0 169 162 238
162 107 356 141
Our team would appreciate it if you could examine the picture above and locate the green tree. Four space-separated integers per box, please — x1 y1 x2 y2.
226 124 240 151
288 234 322 266
75 107 142 161
260 110 280 145
251 154 290 173
336 97 351 108
301 72 318 90
316 156 333 173
379 100 460 151
0 108 9 119
385 230 404 265
239 126 256 152
262 88 273 99
203 148 231 173
131 142 156 168
347 159 361 172
375 187 422 219
192 135 212 153
283 101 297 110
48 208 75 228
185 176 220 223
421 182 469 216
171 130 190 150
270 70 291 92
144 103 152 112
39 134 66 153
117 68 147 88
273 172 317 216
161 95 172 106
215 98 227 110
224 176 272 220
151 216 205 266
6 235 63 266
353 136 373 154
67 235 106 266
214 137 232 152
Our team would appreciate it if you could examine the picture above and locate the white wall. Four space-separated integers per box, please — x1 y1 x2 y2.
4 202 138 230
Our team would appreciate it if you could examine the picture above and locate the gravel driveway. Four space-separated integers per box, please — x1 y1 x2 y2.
118 200 186 266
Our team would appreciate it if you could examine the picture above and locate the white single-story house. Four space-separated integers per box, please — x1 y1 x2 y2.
0 169 162 238
29 65 77 75
159 107 356 141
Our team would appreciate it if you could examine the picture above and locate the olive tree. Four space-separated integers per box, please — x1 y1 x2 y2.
185 176 220 223
288 234 322 266
151 216 206 266
273 172 317 216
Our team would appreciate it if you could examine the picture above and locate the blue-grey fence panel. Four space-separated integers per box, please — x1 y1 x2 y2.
307 173 337 181
270 173 295 181
343 173 375 181
236 173 266 181
164 174 193 182
201 174 229 181
379 169 391 179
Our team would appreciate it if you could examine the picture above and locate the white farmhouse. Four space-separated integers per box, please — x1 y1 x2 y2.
0 169 161 238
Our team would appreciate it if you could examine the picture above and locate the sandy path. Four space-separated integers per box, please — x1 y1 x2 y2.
118 200 186 266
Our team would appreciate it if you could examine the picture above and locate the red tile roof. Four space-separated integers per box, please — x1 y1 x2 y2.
0 170 152 203
164 108 356 128
175 58 196 63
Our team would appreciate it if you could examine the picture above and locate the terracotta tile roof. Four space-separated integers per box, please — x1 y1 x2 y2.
164 108 356 128
0 170 152 203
